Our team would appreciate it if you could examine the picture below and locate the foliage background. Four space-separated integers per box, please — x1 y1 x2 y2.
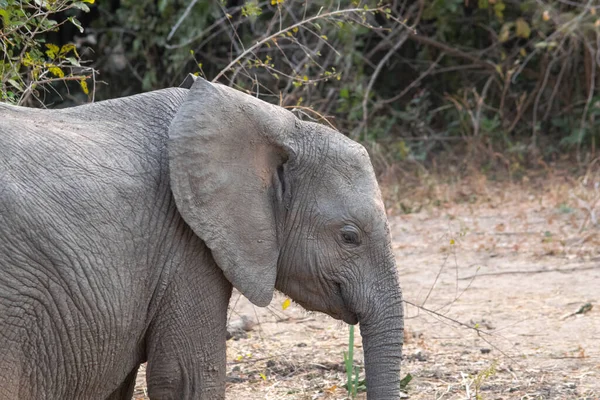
2 0 600 174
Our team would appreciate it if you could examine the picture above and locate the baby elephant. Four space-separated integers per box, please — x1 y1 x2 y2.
0 76 403 399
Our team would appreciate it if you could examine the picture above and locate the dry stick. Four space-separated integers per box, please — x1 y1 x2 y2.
165 11 248 52
430 64 486 75
472 75 495 138
531 55 554 149
91 67 96 103
282 2 311 53
458 265 600 281
558 0 600 8
513 0 592 84
408 33 496 71
359 31 410 137
420 251 451 308
364 2 417 61
228 292 243 325
448 261 478 310
227 355 277 365
20 73 94 106
403 300 517 363
542 55 569 122
355 7 422 131
224 5 287 88
498 68 512 118
213 7 385 82
264 305 289 322
285 105 337 129
218 2 245 56
506 75 543 134
380 52 445 105
252 304 264 341
577 194 600 233
578 39 597 164
529 31 571 133
167 0 199 41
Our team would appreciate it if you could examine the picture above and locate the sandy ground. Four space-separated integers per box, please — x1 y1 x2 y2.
134 176 600 399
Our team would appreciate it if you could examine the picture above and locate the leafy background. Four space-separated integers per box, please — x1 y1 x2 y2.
2 0 600 173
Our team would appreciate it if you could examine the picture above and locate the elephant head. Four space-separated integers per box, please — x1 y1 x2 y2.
169 77 403 398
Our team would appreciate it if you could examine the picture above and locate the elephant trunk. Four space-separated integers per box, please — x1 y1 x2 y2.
359 280 404 399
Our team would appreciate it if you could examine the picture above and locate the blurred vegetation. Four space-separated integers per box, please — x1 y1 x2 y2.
2 0 600 171
0 0 96 104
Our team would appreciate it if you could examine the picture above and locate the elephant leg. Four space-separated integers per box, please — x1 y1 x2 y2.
104 366 139 400
145 250 232 400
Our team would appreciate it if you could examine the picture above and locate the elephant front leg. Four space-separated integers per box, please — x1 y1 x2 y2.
145 257 232 400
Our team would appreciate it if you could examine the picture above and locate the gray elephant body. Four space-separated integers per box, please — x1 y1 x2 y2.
1 89 230 398
0 80 403 399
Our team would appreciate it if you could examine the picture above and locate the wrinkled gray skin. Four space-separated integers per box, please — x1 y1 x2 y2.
0 77 403 399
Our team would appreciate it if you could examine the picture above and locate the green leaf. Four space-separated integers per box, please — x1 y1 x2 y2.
7 79 23 91
499 22 513 43
534 41 558 49
66 57 81 67
495 64 503 76
574 302 593 315
68 16 84 33
494 1 506 19
400 373 413 389
241 1 262 17
72 2 90 12
43 19 58 28
0 9 9 24
515 18 531 39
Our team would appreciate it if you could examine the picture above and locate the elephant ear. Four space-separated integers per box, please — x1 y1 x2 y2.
168 78 296 307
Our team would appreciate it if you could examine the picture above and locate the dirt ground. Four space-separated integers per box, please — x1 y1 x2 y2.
134 173 600 399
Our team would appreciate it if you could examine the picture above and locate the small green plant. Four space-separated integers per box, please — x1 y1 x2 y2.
473 361 497 399
400 373 413 390
461 361 497 400
557 203 574 214
342 325 365 398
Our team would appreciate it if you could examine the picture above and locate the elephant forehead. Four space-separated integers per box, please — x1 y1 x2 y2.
314 179 386 228
323 160 381 199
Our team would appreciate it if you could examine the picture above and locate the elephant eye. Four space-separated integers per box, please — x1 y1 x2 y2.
340 225 361 246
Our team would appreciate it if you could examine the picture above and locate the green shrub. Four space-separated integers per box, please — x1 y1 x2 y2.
0 0 95 105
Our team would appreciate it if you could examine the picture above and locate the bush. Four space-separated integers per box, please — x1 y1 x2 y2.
0 0 96 105
370 0 600 164
3 1 599 167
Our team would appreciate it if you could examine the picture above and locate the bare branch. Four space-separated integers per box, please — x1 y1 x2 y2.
213 7 390 83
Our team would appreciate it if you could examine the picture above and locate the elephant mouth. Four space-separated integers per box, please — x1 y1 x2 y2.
333 282 359 325
283 279 358 324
